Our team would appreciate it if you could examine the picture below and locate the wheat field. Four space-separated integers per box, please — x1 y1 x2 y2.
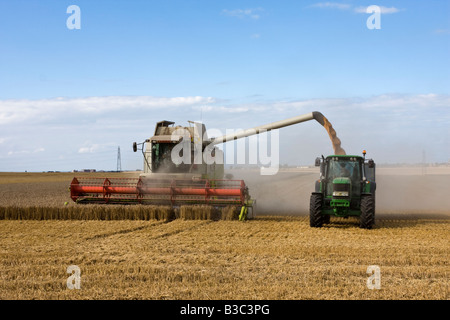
0 171 448 300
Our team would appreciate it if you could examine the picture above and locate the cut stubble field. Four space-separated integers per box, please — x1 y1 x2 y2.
0 170 449 300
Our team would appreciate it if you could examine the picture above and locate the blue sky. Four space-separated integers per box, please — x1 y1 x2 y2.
0 0 449 171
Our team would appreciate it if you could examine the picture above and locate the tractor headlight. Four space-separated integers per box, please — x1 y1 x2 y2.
333 191 349 197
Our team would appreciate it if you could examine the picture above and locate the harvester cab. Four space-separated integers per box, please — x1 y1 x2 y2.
310 151 376 229
134 120 224 180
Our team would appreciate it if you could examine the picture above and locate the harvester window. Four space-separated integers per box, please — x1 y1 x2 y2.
152 142 195 173
152 143 175 172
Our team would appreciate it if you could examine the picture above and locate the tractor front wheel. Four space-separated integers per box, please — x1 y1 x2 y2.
310 193 323 228
360 195 375 229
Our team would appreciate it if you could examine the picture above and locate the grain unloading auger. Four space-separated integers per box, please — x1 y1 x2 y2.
70 112 328 220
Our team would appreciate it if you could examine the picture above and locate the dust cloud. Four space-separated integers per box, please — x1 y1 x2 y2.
228 167 450 218
230 112 447 218
374 167 450 218
228 169 317 215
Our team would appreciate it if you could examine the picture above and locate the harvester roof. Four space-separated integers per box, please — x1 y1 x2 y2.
149 135 183 143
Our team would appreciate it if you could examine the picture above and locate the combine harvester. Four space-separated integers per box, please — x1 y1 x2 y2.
69 112 346 221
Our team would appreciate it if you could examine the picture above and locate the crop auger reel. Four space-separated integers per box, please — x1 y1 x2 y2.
70 177 255 220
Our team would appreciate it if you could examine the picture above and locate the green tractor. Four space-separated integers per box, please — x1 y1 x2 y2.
310 151 376 229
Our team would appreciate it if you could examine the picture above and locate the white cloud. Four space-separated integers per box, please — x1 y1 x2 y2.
78 145 99 154
2 94 448 125
0 93 449 170
434 29 450 35
309 3 402 14
0 96 216 125
354 6 402 14
193 105 250 114
192 94 450 118
222 8 264 20
77 141 116 154
309 2 351 10
7 148 45 156
191 93 449 165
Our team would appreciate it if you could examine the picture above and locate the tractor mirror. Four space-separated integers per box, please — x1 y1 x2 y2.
133 142 137 152
315 157 321 167
320 162 325 175
368 159 374 168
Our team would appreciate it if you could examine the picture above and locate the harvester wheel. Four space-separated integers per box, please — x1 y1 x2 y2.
360 195 375 229
310 193 323 228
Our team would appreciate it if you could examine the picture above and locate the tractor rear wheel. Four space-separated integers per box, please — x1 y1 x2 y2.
310 193 323 228
360 195 375 229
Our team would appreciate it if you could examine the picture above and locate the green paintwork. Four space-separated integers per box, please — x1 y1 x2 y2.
332 177 351 184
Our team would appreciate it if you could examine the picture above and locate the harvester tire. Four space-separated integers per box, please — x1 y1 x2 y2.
360 195 375 229
310 193 323 228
